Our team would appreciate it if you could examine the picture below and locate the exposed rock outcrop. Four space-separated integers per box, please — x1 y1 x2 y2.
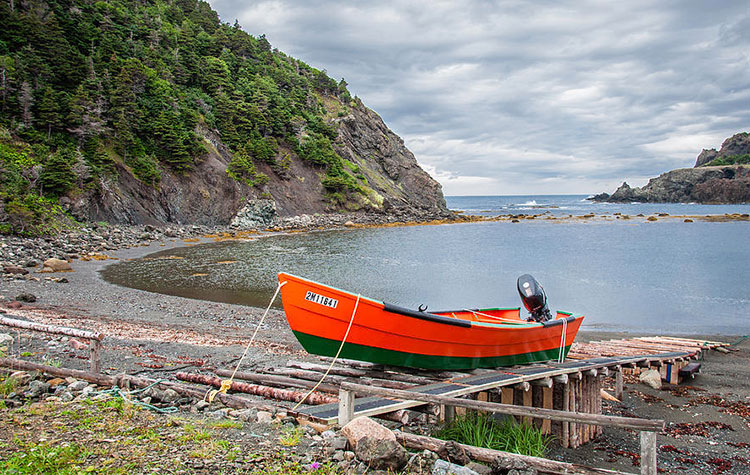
694 132 750 167
65 102 450 225
592 131 750 203
599 167 750 203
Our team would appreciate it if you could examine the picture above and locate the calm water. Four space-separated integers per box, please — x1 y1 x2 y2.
101 195 750 335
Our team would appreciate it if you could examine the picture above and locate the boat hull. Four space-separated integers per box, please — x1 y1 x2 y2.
278 273 584 370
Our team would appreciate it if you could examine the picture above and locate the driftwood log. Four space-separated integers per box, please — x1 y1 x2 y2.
175 372 338 405
0 316 103 372
396 431 633 475
0 357 280 412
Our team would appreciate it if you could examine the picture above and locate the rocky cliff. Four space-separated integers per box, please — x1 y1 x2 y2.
64 100 449 226
0 0 450 235
591 132 750 204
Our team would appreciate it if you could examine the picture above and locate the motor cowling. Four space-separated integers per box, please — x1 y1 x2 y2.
517 274 552 322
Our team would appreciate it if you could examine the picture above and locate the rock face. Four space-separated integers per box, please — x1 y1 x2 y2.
592 131 750 204
66 103 450 226
694 132 750 167
601 167 750 203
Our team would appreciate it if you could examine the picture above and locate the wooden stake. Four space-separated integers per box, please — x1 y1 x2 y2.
338 388 355 426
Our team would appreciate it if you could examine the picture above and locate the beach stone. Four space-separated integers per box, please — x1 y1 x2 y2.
28 380 50 398
0 333 13 346
6 301 22 309
256 410 274 424
60 391 74 402
195 400 210 411
639 369 662 390
466 462 492 475
161 389 180 402
47 378 65 387
491 457 537 475
9 371 31 386
433 459 479 475
354 435 408 471
42 258 72 272
67 380 89 392
237 408 258 422
14 293 36 303
330 436 349 451
442 440 471 465
405 450 439 474
341 416 396 449
3 265 28 275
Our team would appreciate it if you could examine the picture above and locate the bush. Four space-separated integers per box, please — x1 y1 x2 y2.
705 153 750 167
38 147 76 197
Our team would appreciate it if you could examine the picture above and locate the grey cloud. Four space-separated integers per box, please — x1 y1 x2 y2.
213 0 750 195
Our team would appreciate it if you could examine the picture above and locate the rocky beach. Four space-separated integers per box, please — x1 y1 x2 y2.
1 220 749 474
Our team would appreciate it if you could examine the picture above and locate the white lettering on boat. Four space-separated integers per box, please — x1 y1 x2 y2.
304 291 339 309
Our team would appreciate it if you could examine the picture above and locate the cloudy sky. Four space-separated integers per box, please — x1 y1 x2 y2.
210 0 749 195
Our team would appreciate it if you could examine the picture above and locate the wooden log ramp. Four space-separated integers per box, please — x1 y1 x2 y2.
175 370 411 424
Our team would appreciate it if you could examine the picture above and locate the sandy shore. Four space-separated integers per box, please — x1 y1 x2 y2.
1 234 749 473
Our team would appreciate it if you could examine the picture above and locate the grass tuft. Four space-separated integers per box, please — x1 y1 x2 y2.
434 412 550 457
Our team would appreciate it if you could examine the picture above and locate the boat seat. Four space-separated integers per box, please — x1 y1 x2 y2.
679 362 701 382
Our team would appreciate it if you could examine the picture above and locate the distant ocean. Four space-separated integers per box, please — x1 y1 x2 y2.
102 195 750 335
446 194 750 218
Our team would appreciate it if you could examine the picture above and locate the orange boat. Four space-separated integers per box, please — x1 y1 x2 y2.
278 273 584 370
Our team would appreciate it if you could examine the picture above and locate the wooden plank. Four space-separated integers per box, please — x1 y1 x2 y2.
542 386 553 434
338 389 355 425
562 381 570 448
339 382 665 431
640 431 657 475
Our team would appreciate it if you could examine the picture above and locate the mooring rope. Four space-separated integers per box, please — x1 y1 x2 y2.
91 379 179 414
558 317 568 364
207 280 286 403
292 294 361 411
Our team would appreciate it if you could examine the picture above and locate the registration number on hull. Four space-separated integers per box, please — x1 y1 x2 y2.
304 291 339 309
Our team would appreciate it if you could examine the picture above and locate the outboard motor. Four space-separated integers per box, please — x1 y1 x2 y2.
517 274 552 322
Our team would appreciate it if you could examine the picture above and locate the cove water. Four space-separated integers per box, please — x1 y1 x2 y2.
101 195 750 335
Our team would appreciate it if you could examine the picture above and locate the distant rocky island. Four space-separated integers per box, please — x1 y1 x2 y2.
590 132 750 204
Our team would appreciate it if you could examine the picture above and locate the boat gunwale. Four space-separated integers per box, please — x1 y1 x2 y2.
278 272 584 331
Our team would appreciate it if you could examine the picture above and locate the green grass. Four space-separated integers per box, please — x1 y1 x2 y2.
278 426 304 447
434 412 551 457
1 440 91 474
0 377 19 397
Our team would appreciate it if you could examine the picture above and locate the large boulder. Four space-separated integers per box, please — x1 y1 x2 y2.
230 199 278 229
42 258 72 272
341 417 407 471
341 416 397 447
354 435 408 471
639 369 662 390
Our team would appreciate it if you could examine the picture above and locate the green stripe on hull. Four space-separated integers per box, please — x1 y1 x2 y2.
293 331 572 370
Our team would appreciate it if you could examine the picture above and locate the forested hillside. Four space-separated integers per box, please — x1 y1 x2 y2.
0 0 447 234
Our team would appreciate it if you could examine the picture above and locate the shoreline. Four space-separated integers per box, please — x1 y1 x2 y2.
1 218 749 474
